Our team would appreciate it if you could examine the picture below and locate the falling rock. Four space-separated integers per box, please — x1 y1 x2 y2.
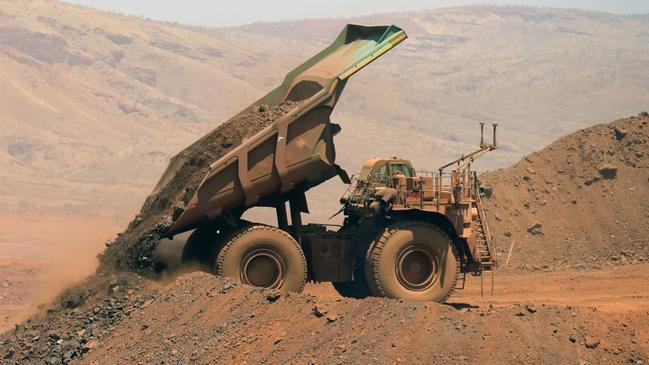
171 205 185 222
265 293 281 303
480 186 493 198
3 348 14 359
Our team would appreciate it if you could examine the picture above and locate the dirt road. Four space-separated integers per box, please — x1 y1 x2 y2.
305 263 649 313
454 264 649 313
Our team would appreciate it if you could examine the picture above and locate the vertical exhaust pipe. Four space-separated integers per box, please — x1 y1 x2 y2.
479 122 485 148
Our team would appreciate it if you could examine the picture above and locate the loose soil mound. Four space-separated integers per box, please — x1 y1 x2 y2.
482 113 649 271
100 101 300 274
66 273 649 364
0 272 148 364
4 267 649 364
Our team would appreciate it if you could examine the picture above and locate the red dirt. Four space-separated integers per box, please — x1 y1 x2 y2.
77 266 649 365
482 113 649 271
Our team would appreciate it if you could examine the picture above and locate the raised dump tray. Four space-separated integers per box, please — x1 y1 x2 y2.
162 25 407 237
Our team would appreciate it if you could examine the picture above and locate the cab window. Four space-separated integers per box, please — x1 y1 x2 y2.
387 163 413 177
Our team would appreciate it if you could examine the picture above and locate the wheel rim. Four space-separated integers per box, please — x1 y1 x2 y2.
241 248 286 288
396 244 439 291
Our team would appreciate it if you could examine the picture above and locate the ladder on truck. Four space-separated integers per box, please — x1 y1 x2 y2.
473 171 496 296
443 122 499 295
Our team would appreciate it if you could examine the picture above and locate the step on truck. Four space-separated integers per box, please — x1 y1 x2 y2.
159 24 498 302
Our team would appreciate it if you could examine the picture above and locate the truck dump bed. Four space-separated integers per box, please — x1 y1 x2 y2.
161 25 407 237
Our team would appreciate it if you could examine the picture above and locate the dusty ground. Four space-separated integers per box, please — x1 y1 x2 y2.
2 263 647 364
72 265 649 365
0 214 120 331
308 263 649 314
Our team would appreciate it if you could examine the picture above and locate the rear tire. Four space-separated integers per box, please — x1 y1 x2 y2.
365 221 459 303
216 225 307 292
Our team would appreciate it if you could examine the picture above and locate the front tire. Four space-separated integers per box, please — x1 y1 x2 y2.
216 225 307 292
365 221 459 302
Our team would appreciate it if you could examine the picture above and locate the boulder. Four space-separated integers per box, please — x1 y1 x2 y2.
613 126 627 140
527 223 544 235
597 165 617 180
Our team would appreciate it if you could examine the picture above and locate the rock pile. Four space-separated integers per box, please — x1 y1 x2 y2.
481 113 649 271
1 273 148 364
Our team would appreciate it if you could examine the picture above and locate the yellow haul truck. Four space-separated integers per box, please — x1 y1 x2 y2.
159 25 497 302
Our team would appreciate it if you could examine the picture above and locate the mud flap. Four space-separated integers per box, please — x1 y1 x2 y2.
303 232 354 282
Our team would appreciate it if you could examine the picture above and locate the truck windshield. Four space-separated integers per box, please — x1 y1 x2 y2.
358 162 415 183
387 163 413 177
375 163 414 180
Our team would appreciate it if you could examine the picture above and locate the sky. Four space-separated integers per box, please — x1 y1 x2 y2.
63 0 649 27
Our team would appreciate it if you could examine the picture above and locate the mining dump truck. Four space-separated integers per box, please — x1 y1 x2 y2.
160 25 497 302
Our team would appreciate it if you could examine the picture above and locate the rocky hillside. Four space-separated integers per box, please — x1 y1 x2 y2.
483 113 649 271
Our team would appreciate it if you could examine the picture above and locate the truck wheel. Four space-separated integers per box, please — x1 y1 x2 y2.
332 260 371 299
181 227 220 273
365 222 459 303
216 225 307 292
